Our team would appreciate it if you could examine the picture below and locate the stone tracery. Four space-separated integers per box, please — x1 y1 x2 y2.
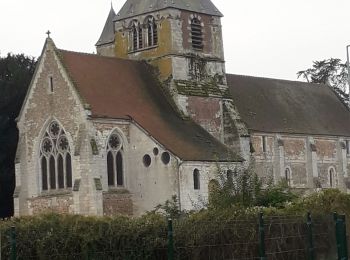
40 121 72 191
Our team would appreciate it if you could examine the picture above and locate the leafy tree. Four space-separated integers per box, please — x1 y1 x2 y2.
297 58 349 104
207 165 297 210
0 53 36 218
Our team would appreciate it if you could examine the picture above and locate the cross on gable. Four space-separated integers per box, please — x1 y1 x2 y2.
46 30 51 38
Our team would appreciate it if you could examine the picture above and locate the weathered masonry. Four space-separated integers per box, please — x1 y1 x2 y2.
228 75 350 191
14 0 350 217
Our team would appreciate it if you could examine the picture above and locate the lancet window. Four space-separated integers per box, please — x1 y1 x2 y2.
130 20 143 51
191 17 203 50
106 132 124 187
146 16 158 47
40 121 72 191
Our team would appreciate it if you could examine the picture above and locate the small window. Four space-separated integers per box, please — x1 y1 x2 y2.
161 152 170 165
193 169 200 190
49 76 54 93
285 168 291 186
346 140 350 155
191 18 203 50
329 167 336 188
143 154 151 167
153 147 159 156
262 136 267 153
227 170 233 182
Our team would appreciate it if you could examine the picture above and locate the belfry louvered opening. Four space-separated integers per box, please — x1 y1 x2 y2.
191 18 203 50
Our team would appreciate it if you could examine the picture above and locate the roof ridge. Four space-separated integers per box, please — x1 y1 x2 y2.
57 49 143 64
226 73 324 87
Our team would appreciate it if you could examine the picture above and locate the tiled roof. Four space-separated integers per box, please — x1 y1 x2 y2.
115 0 223 21
57 50 241 162
227 74 350 136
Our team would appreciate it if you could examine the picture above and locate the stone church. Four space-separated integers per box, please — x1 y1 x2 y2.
14 0 350 216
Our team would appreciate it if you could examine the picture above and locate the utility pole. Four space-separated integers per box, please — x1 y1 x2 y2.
347 45 350 102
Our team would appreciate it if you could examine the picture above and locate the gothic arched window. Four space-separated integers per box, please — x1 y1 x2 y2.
146 16 158 47
193 169 200 190
329 167 336 188
131 23 138 51
285 167 291 186
40 121 72 191
130 20 143 51
106 132 124 187
191 17 203 50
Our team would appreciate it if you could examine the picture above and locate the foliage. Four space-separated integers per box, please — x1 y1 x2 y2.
152 195 187 219
288 189 350 215
297 58 349 104
256 180 298 208
207 165 297 210
0 53 36 218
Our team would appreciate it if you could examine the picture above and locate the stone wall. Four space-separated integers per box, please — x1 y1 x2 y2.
179 162 242 211
15 39 96 216
251 133 349 191
103 191 133 216
28 193 74 215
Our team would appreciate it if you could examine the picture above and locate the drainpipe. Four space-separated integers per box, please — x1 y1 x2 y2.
177 159 184 212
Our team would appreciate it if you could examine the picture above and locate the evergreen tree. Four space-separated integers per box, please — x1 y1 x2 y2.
297 58 349 105
0 53 36 218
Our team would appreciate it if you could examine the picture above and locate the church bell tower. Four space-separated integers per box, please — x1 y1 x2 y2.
96 1 245 150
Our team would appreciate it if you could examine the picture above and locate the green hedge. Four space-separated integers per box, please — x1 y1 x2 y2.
1 189 348 259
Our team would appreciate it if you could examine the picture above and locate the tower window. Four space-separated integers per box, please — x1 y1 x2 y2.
131 24 138 51
129 20 146 51
191 18 203 50
346 140 350 155
146 16 158 47
107 132 124 187
138 27 143 49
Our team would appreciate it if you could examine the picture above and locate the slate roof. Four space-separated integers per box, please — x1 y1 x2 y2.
115 0 223 21
96 7 117 46
227 74 350 137
57 49 241 162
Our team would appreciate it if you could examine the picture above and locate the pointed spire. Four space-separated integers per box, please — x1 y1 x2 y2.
96 6 117 46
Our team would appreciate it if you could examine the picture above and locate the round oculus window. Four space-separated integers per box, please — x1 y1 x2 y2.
143 154 152 167
161 152 170 165
41 137 53 155
57 135 69 153
108 134 121 150
153 147 159 156
49 121 60 138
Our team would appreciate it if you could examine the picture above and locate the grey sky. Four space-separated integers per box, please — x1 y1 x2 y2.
1 0 349 80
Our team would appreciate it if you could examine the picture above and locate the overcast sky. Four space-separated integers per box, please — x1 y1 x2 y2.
1 0 349 81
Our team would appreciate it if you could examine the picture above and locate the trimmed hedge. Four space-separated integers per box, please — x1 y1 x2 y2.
0 189 348 259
